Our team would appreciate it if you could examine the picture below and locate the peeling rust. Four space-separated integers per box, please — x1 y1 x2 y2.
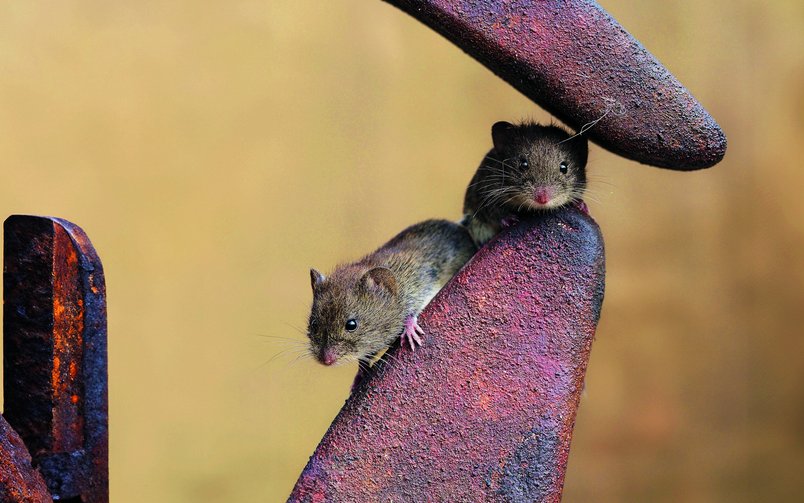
4 215 109 502
0 415 51 503
381 0 726 169
289 206 605 501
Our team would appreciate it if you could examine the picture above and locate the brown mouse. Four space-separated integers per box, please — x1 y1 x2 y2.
462 121 588 245
307 219 476 368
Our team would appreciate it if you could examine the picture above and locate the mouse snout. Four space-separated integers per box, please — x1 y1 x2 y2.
321 348 337 366
534 187 553 205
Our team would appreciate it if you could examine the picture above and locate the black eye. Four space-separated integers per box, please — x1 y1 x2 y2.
559 161 568 174
519 157 529 169
345 319 358 332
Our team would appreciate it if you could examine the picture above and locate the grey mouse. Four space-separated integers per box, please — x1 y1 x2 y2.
462 121 589 246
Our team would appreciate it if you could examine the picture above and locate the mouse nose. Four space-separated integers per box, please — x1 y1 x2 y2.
321 349 337 366
534 187 552 205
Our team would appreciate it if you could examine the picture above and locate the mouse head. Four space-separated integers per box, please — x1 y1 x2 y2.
307 266 404 366
489 121 588 210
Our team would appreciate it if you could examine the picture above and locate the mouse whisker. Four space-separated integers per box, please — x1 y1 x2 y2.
374 350 403 368
468 179 506 193
575 193 601 205
287 352 313 368
489 190 521 209
478 187 508 202
470 191 508 220
254 332 307 342
280 322 309 336
254 345 310 371
578 187 611 199
483 155 514 167
478 194 516 217
259 339 308 349
469 173 509 186
478 166 509 177
585 175 616 186
568 187 602 204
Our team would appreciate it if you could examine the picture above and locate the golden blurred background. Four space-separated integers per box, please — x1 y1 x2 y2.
1 0 802 501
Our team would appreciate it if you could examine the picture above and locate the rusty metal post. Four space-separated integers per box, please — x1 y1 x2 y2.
3 215 109 502
289 207 604 501
382 0 726 169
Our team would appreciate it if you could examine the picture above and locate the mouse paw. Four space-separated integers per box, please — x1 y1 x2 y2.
400 315 424 351
573 200 590 215
500 215 520 228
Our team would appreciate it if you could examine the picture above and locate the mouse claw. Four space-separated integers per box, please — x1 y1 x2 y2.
500 215 520 229
401 315 424 351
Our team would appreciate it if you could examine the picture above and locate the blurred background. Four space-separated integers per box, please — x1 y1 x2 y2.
0 0 802 501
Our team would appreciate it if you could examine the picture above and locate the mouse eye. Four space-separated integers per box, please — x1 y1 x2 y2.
345 319 358 332
559 161 568 174
519 157 529 169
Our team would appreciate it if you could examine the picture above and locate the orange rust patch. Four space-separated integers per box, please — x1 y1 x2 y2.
52 356 61 393
51 225 85 452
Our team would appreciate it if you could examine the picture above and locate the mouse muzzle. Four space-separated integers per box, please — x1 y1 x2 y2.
534 187 553 205
320 348 337 366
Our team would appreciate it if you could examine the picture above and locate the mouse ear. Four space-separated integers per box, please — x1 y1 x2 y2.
310 268 325 290
360 267 398 297
491 121 515 151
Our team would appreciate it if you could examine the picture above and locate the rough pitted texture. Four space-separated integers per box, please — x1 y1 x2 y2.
0 415 51 503
382 0 726 169
3 215 109 503
289 206 605 502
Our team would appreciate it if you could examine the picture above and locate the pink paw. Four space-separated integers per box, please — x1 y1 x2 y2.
500 215 520 228
574 200 589 215
400 315 424 351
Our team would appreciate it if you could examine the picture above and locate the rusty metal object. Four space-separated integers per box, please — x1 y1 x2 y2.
382 0 726 169
289 206 604 501
4 215 109 502
0 415 51 503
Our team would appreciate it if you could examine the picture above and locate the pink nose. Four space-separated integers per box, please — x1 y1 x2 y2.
321 349 337 366
534 188 552 205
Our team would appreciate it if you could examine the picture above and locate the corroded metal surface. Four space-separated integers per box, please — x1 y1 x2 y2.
382 0 726 169
0 415 51 503
4 215 109 502
289 206 604 501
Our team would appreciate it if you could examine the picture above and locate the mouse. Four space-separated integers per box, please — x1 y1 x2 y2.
462 121 589 246
306 219 476 369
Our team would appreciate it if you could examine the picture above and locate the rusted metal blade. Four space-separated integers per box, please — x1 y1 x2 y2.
3 216 109 503
0 415 51 503
383 0 726 169
289 206 604 501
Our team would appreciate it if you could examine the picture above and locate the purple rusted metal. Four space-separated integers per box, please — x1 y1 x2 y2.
0 415 51 503
289 206 604 501
3 216 109 502
382 0 726 169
